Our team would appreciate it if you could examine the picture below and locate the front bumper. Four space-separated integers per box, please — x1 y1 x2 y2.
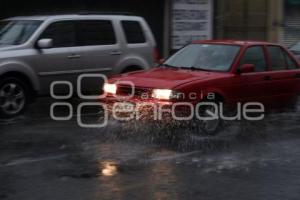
100 95 175 106
99 95 196 122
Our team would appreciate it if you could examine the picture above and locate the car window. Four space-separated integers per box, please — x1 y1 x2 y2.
283 51 298 70
39 21 76 48
76 20 116 46
121 21 146 44
0 20 42 45
267 46 286 71
240 46 267 72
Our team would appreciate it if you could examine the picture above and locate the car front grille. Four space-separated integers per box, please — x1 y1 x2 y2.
117 85 151 98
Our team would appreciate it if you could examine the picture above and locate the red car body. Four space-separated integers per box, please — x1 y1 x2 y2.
102 40 300 108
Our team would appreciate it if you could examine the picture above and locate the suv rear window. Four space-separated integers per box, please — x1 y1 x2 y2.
121 21 146 44
76 20 116 46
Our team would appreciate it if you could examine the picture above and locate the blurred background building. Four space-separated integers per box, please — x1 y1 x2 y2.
1 0 300 57
215 0 300 47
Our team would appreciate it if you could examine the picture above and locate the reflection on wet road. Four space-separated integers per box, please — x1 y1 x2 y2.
0 98 300 200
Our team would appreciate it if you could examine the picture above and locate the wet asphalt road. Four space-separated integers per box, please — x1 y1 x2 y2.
1 98 300 200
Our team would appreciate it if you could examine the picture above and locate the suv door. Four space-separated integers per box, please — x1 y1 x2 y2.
121 20 153 68
31 21 80 95
266 45 300 105
74 20 120 94
236 45 273 104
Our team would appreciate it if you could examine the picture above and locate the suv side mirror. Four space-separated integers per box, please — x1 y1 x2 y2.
37 39 53 49
237 64 255 74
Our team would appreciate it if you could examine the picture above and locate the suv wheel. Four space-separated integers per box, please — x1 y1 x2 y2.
0 77 29 118
122 66 143 73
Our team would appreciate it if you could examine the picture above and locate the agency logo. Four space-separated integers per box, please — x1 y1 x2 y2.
50 74 265 128
50 74 108 128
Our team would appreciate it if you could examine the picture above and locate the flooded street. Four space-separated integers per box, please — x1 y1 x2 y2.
1 98 300 200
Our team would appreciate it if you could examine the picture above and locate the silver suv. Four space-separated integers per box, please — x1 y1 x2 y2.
0 14 158 118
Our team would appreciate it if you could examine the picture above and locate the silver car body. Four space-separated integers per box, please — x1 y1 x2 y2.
0 14 156 95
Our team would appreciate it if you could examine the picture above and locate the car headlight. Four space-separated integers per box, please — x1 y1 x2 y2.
103 83 117 95
152 89 181 100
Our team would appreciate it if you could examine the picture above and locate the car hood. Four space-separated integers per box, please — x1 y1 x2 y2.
111 67 229 89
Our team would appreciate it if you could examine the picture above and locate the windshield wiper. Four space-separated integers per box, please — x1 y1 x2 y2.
189 66 213 72
162 63 179 69
190 66 199 71
162 64 213 72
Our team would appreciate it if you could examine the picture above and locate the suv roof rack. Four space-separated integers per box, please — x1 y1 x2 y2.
77 11 135 16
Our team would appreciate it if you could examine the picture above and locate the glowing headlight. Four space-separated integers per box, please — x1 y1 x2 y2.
152 89 173 100
103 83 117 95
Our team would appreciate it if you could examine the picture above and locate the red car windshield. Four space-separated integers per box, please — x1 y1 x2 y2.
164 44 240 72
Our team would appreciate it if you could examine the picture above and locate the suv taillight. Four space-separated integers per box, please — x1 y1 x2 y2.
152 48 161 63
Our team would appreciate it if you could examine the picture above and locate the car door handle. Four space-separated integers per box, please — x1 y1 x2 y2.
294 74 300 79
263 76 272 81
68 54 81 59
109 51 122 56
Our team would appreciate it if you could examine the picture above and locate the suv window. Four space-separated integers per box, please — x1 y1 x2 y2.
267 46 286 71
240 46 267 72
76 20 116 46
122 21 146 44
39 21 76 48
0 20 42 45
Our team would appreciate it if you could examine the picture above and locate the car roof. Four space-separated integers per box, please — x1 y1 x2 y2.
192 40 279 46
5 14 143 21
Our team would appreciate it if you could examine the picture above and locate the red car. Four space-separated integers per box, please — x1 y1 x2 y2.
102 40 300 134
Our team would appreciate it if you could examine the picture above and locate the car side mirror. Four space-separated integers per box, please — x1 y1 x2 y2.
37 39 53 49
237 64 255 74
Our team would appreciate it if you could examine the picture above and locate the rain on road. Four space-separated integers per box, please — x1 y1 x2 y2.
1 98 300 200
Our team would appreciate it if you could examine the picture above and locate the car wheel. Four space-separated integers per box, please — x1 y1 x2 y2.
291 95 300 112
0 77 29 119
195 101 223 136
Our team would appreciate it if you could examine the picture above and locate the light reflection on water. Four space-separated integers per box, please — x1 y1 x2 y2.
88 100 300 200
101 161 118 177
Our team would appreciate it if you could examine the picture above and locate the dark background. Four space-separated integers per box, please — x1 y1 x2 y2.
0 0 165 52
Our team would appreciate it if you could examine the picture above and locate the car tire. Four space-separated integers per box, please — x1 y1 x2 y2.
0 77 30 119
290 95 300 112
